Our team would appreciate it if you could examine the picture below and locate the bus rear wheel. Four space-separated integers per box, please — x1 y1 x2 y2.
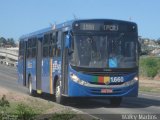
55 80 64 104
28 76 36 96
109 97 122 107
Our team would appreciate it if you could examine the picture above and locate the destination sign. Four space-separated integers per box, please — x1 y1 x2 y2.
74 23 119 31
73 21 137 32
104 25 118 31
82 23 95 30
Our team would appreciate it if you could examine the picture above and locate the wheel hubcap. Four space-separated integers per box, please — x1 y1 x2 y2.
29 81 32 93
56 85 60 98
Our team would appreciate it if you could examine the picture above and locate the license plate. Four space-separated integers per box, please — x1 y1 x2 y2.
101 89 113 93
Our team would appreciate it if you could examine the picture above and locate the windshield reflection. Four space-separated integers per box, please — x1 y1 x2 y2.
70 34 137 68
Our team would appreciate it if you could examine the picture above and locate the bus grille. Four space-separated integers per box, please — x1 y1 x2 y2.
81 71 131 76
89 82 124 85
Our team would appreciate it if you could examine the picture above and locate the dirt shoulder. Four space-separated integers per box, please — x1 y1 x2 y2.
139 77 160 94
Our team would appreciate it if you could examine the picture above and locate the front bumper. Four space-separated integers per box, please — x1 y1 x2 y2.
68 78 138 97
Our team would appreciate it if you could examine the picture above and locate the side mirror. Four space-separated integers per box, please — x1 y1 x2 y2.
65 34 71 48
65 34 74 55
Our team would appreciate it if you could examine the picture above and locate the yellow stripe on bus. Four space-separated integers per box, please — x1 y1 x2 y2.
104 77 110 84
37 90 42 94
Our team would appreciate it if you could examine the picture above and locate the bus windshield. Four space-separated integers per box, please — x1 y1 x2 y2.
70 33 137 69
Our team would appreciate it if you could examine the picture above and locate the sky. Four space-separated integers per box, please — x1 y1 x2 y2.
0 0 160 40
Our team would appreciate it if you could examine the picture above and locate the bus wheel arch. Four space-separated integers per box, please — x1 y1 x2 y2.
27 73 31 88
54 75 64 104
53 75 59 94
28 74 36 96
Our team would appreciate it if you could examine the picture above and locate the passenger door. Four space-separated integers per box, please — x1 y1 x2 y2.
60 32 69 95
36 37 42 91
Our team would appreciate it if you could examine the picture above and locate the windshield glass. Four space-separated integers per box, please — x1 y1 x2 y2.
70 33 137 69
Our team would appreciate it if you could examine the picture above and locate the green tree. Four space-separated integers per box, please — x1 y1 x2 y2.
0 37 17 47
7 38 16 46
0 95 10 119
140 58 159 78
157 38 160 45
0 37 6 47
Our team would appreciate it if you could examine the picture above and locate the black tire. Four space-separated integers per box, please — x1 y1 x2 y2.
28 76 36 96
110 97 122 107
55 80 64 104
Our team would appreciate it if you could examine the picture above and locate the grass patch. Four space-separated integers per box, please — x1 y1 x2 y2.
140 57 160 78
51 112 76 120
16 103 37 120
0 95 81 120
0 95 37 120
0 95 55 120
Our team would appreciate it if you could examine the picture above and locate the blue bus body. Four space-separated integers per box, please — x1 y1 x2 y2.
18 19 139 103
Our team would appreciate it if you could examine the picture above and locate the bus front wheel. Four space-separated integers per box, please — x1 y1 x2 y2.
28 76 36 96
55 80 64 104
109 97 122 107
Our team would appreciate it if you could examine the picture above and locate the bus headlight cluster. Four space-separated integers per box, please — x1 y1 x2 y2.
124 76 138 87
70 73 89 86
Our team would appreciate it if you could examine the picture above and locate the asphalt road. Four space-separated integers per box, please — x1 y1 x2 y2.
0 64 160 120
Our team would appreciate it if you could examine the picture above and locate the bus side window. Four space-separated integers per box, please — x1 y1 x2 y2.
56 46 61 57
49 32 57 57
55 31 61 57
28 39 32 48
27 48 31 58
43 34 49 45
32 38 36 47
43 46 49 57
27 39 33 59
32 38 37 58
43 34 49 58
26 40 28 58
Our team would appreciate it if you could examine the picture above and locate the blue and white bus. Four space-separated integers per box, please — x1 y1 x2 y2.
18 19 139 106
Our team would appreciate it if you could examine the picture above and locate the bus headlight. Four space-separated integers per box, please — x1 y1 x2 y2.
133 76 138 81
124 76 138 86
70 73 89 86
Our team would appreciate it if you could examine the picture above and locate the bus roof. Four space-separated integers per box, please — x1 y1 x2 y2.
19 19 136 40
20 20 74 39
